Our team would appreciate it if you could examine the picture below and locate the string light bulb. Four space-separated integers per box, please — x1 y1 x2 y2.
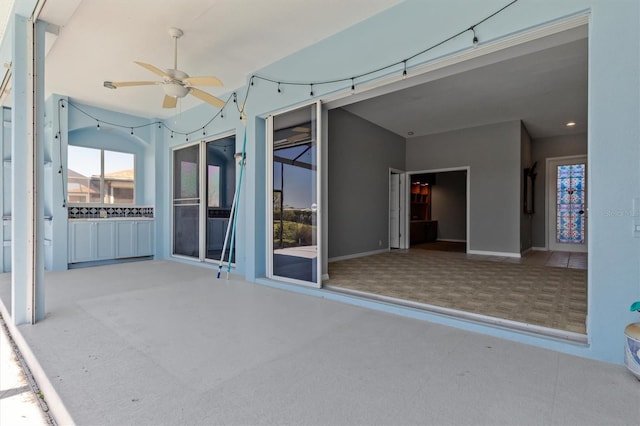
310 84 314 97
202 127 206 136
402 61 407 78
471 27 479 47
130 128 134 135
277 82 282 93
171 131 174 139
96 122 100 130
351 78 356 94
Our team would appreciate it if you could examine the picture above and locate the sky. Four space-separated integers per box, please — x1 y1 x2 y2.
68 145 134 177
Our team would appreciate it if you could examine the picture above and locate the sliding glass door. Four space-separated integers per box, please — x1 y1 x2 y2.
173 144 200 258
172 135 236 261
267 102 322 287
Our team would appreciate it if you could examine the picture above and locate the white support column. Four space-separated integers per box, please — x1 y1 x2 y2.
11 14 45 325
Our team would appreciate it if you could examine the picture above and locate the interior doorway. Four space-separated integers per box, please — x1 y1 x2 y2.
408 168 469 252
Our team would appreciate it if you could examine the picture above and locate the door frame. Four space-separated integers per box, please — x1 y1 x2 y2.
405 166 470 252
170 131 236 263
389 168 407 249
546 155 588 252
266 100 323 288
170 140 202 262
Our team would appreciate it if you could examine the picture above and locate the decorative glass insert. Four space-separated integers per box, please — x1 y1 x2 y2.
556 163 585 243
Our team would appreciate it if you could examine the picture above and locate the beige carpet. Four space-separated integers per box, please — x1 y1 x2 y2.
326 250 587 334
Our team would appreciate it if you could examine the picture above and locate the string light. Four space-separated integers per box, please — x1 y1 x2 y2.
471 27 479 47
54 1 517 141
202 127 206 136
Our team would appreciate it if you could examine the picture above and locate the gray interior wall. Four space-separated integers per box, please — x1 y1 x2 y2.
431 170 467 241
530 133 587 248
520 123 533 252
406 121 521 254
328 108 405 258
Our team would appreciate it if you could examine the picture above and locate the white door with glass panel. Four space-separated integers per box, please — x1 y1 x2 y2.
547 156 587 252
267 102 322 287
172 136 236 261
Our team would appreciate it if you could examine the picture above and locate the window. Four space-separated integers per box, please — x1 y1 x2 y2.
67 146 135 204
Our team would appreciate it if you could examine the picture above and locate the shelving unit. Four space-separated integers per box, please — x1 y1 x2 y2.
411 182 431 221
410 179 437 244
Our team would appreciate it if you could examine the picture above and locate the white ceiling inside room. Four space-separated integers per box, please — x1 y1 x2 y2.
342 37 588 139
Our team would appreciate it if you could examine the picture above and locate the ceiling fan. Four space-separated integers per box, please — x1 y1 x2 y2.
103 27 225 109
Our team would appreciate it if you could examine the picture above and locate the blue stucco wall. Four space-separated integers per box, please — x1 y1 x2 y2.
154 0 639 363
6 0 639 363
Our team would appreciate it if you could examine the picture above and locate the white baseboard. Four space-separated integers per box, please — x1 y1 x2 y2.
467 250 521 258
531 246 547 251
437 239 466 243
322 273 330 281
329 248 388 263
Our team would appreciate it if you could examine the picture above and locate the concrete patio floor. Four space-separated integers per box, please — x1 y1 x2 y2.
0 259 639 425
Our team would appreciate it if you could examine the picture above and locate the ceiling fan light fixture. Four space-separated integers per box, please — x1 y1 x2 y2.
163 82 189 98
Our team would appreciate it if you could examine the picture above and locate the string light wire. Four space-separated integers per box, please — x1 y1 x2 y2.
57 1 518 139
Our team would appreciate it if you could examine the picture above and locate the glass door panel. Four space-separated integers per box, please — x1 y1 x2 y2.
205 136 236 260
548 156 587 252
173 144 200 258
268 102 321 287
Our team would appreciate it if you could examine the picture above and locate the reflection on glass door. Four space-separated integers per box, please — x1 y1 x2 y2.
173 144 200 258
548 156 587 252
205 137 235 260
268 102 321 287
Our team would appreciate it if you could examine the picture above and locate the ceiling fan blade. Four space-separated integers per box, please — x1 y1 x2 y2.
134 61 171 79
292 126 310 133
189 87 225 108
182 76 223 87
162 95 177 109
109 81 158 88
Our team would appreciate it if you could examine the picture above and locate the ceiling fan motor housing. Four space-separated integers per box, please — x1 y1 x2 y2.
162 69 189 98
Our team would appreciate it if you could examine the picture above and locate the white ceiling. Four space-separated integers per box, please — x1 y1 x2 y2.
38 0 403 119
5 1 587 140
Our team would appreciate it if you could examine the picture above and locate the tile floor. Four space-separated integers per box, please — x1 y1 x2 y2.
0 260 637 426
